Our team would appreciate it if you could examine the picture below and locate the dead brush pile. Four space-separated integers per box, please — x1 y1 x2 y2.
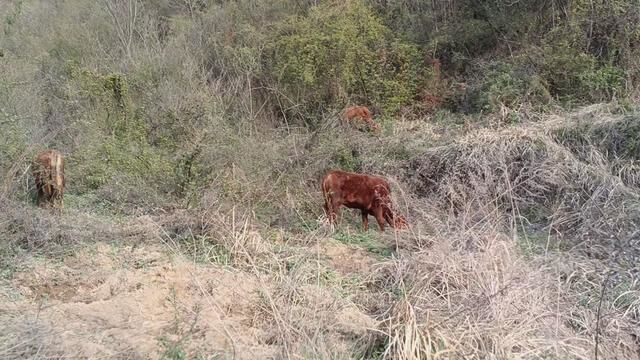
553 113 640 188
374 112 640 358
405 115 640 265
370 225 640 359
0 198 127 257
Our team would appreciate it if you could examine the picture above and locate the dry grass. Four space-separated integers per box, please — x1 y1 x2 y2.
407 111 640 261
373 226 638 359
390 108 640 359
1 107 639 359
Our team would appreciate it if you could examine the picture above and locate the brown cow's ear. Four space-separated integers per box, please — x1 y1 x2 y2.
373 188 387 208
372 189 381 206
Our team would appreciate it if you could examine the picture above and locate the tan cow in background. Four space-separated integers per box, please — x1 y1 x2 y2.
32 149 65 211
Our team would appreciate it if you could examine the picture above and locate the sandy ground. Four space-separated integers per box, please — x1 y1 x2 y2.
0 222 379 359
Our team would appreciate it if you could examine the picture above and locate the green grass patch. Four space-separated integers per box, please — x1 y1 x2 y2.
176 234 232 266
333 230 392 257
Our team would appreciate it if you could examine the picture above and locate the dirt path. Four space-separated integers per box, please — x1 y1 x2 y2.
2 242 279 359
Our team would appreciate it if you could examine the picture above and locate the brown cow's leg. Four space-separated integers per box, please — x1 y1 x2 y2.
54 189 63 212
45 182 53 208
41 191 48 208
36 187 44 207
361 210 369 231
324 199 340 226
374 208 386 232
331 200 341 224
323 201 334 224
36 178 49 208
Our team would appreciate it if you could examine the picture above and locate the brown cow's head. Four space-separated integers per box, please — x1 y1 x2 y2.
383 205 408 229
374 185 407 229
392 214 408 229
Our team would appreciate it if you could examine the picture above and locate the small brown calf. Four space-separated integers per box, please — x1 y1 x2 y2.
322 169 407 232
342 105 381 133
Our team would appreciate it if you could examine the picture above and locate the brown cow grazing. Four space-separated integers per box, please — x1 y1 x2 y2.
342 105 381 133
322 169 407 232
32 149 65 211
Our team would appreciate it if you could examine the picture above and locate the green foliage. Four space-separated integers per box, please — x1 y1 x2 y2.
443 18 496 56
175 146 208 205
70 68 134 136
467 62 552 113
265 0 421 117
58 66 174 197
332 145 362 172
372 0 639 110
539 42 625 103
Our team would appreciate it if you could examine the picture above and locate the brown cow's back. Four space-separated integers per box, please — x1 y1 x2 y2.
32 149 65 211
343 106 372 121
323 170 388 204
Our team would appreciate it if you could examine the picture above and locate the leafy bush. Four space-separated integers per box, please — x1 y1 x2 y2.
539 42 625 103
264 0 421 120
332 145 362 172
464 62 552 113
371 0 638 111
60 66 174 197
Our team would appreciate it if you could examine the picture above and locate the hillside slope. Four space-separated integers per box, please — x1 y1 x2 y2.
2 107 639 358
1 0 639 358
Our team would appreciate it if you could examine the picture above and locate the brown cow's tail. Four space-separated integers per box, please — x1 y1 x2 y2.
321 172 335 221
321 173 330 209
54 152 63 189
45 155 54 202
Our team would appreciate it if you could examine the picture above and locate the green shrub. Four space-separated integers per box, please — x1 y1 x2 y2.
466 62 552 113
462 46 624 112
63 66 174 196
446 19 496 56
539 42 624 103
373 0 638 111
332 145 362 172
264 0 421 119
